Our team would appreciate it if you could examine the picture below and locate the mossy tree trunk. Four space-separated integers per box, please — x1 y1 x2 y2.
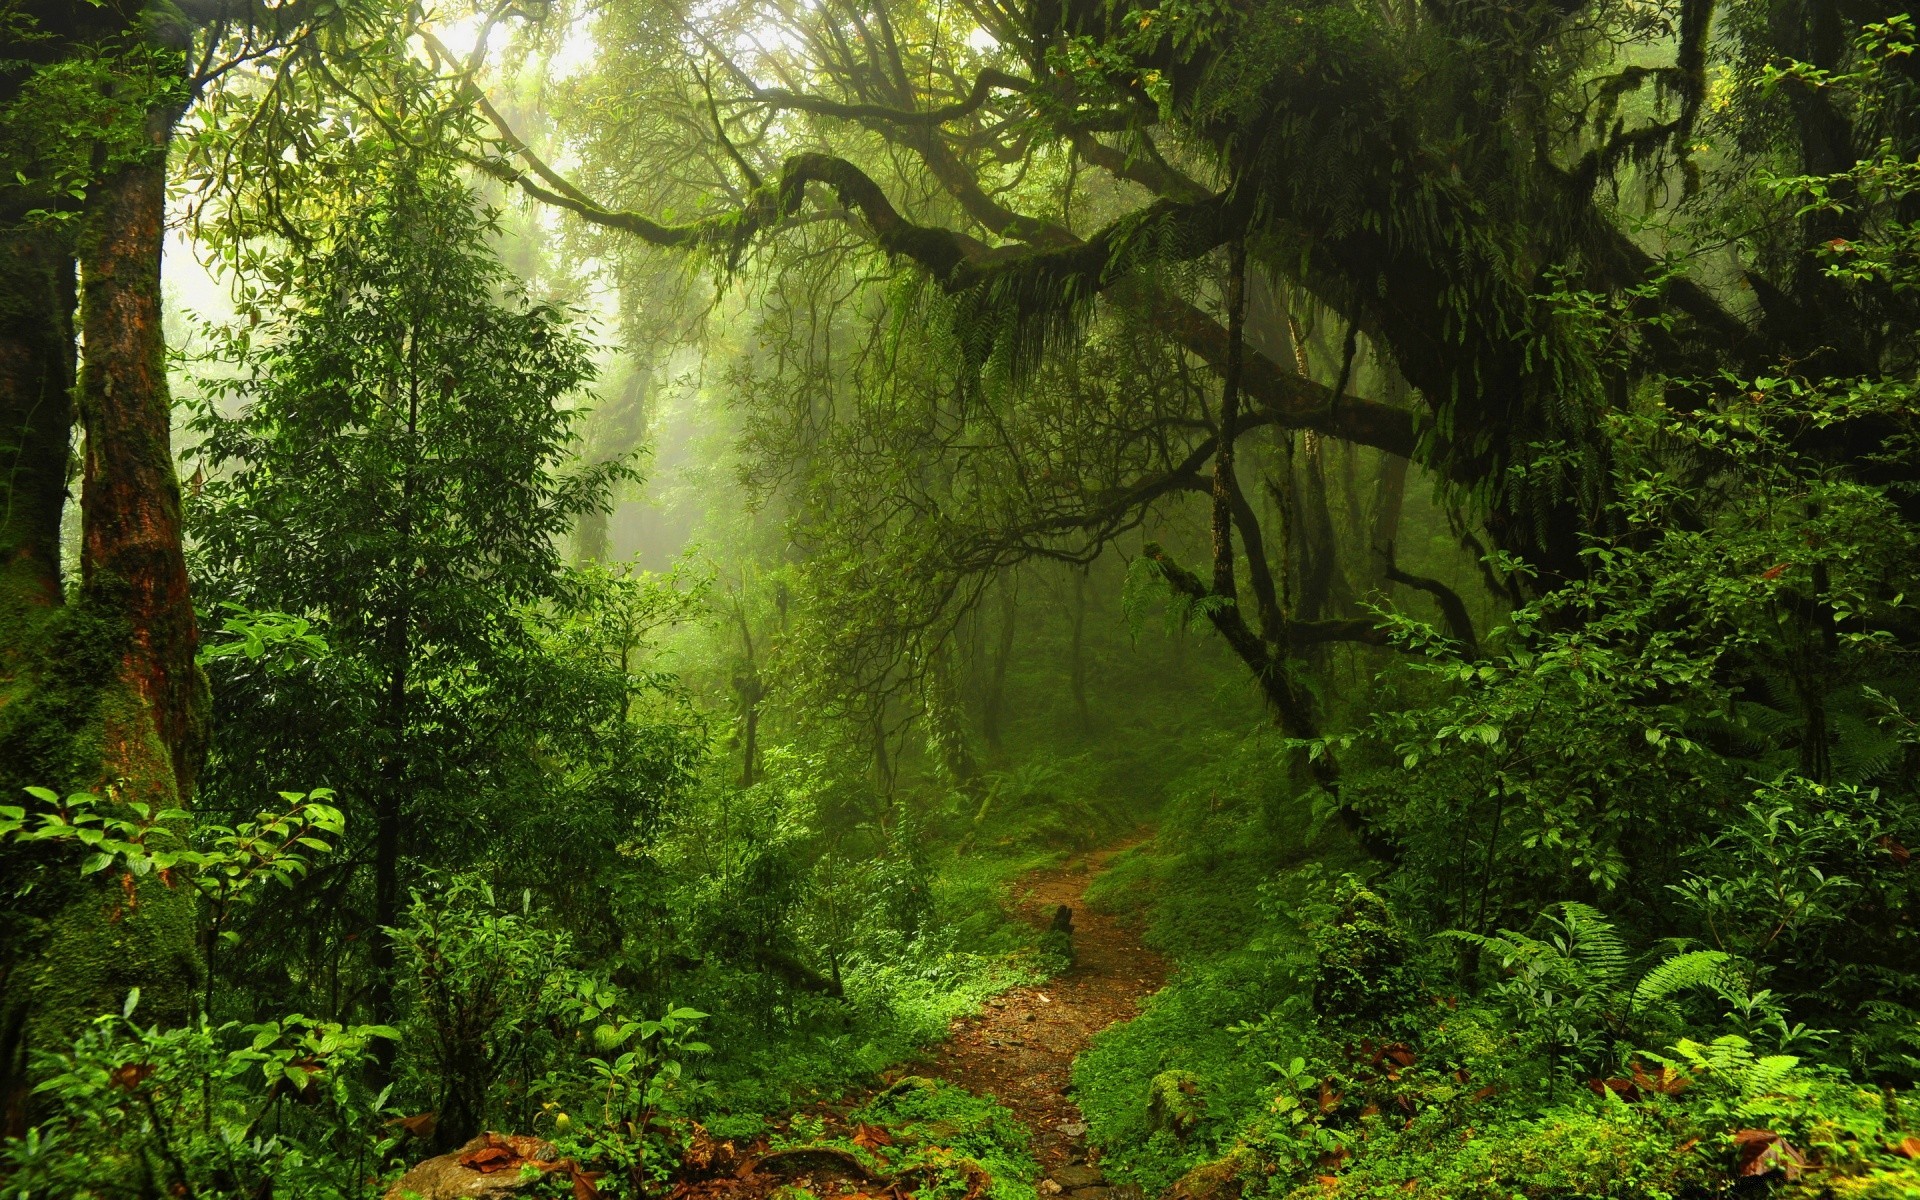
0 30 206 1133
77 106 208 804
0 232 75 611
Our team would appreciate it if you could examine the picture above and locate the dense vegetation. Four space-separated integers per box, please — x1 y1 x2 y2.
3 0 1919 1196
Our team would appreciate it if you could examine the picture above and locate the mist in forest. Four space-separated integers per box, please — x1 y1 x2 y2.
4 0 1919 1198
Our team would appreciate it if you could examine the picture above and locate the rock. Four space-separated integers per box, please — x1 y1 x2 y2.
1112 1186 1145 1200
1074 1188 1113 1200
1041 1181 1065 1196
1162 1152 1251 1200
1059 1120 1089 1138
1050 1165 1105 1189
382 1133 561 1200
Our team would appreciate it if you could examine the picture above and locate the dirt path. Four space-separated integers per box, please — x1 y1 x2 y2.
921 842 1168 1177
659 842 1164 1200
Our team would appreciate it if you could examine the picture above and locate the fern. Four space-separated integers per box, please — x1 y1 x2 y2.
1632 949 1733 1011
1556 902 1629 987
1743 1054 1802 1096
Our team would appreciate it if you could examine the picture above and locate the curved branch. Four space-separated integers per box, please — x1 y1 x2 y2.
1383 541 1479 656
745 67 1033 127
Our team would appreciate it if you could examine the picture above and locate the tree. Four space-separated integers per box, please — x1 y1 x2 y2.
188 161 633 1025
0 0 349 1128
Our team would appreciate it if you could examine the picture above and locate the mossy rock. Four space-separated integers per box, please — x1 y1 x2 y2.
1162 1148 1254 1200
1147 1070 1204 1139
1307 875 1416 1029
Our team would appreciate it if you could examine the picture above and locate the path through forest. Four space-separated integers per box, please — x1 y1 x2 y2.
922 842 1167 1177
657 841 1167 1200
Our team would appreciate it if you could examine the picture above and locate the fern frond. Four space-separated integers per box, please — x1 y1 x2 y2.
1556 902 1628 985
1436 929 1519 954
1742 1054 1802 1096
1632 949 1732 1010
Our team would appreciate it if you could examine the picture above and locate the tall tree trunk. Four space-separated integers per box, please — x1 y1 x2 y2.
1068 565 1091 731
0 228 77 1139
371 348 423 1040
1370 452 1410 592
1 87 207 1132
77 112 206 802
0 232 75 610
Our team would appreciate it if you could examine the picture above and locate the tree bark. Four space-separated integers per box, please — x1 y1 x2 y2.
979 571 1017 755
77 109 207 802
0 232 75 611
2 74 206 1133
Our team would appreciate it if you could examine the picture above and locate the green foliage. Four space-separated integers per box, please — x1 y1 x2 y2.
184 154 701 1020
388 877 577 1147
0 999 399 1200
853 1077 1040 1200
1306 876 1418 1032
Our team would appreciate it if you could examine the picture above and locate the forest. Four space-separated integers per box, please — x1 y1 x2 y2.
3 0 1919 1195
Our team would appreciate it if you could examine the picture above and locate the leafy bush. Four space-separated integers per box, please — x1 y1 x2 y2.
0 995 398 1200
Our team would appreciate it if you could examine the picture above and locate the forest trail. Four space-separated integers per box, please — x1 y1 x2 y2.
921 840 1168 1176
657 842 1164 1200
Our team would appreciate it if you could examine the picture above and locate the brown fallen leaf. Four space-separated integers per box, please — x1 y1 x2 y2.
853 1123 895 1150
1630 1063 1689 1096
1318 1081 1344 1114
461 1146 515 1174
387 1111 438 1141
1733 1129 1806 1180
569 1163 605 1200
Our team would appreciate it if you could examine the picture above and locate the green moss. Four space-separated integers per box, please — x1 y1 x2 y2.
1305 876 1416 1030
1286 1107 1707 1200
0 588 203 1076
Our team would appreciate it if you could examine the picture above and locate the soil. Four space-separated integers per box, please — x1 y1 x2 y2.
920 841 1168 1175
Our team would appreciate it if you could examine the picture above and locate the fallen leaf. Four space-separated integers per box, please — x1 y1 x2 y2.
460 1143 518 1174
1733 1129 1805 1180
853 1124 895 1150
1630 1063 1689 1096
388 1111 438 1140
1318 1081 1343 1114
570 1163 605 1200
1890 1136 1920 1159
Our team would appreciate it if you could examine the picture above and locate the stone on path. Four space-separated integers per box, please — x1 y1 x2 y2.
1050 1164 1105 1189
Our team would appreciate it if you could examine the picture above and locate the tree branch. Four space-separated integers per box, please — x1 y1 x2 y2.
1383 541 1479 656
744 67 1033 127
